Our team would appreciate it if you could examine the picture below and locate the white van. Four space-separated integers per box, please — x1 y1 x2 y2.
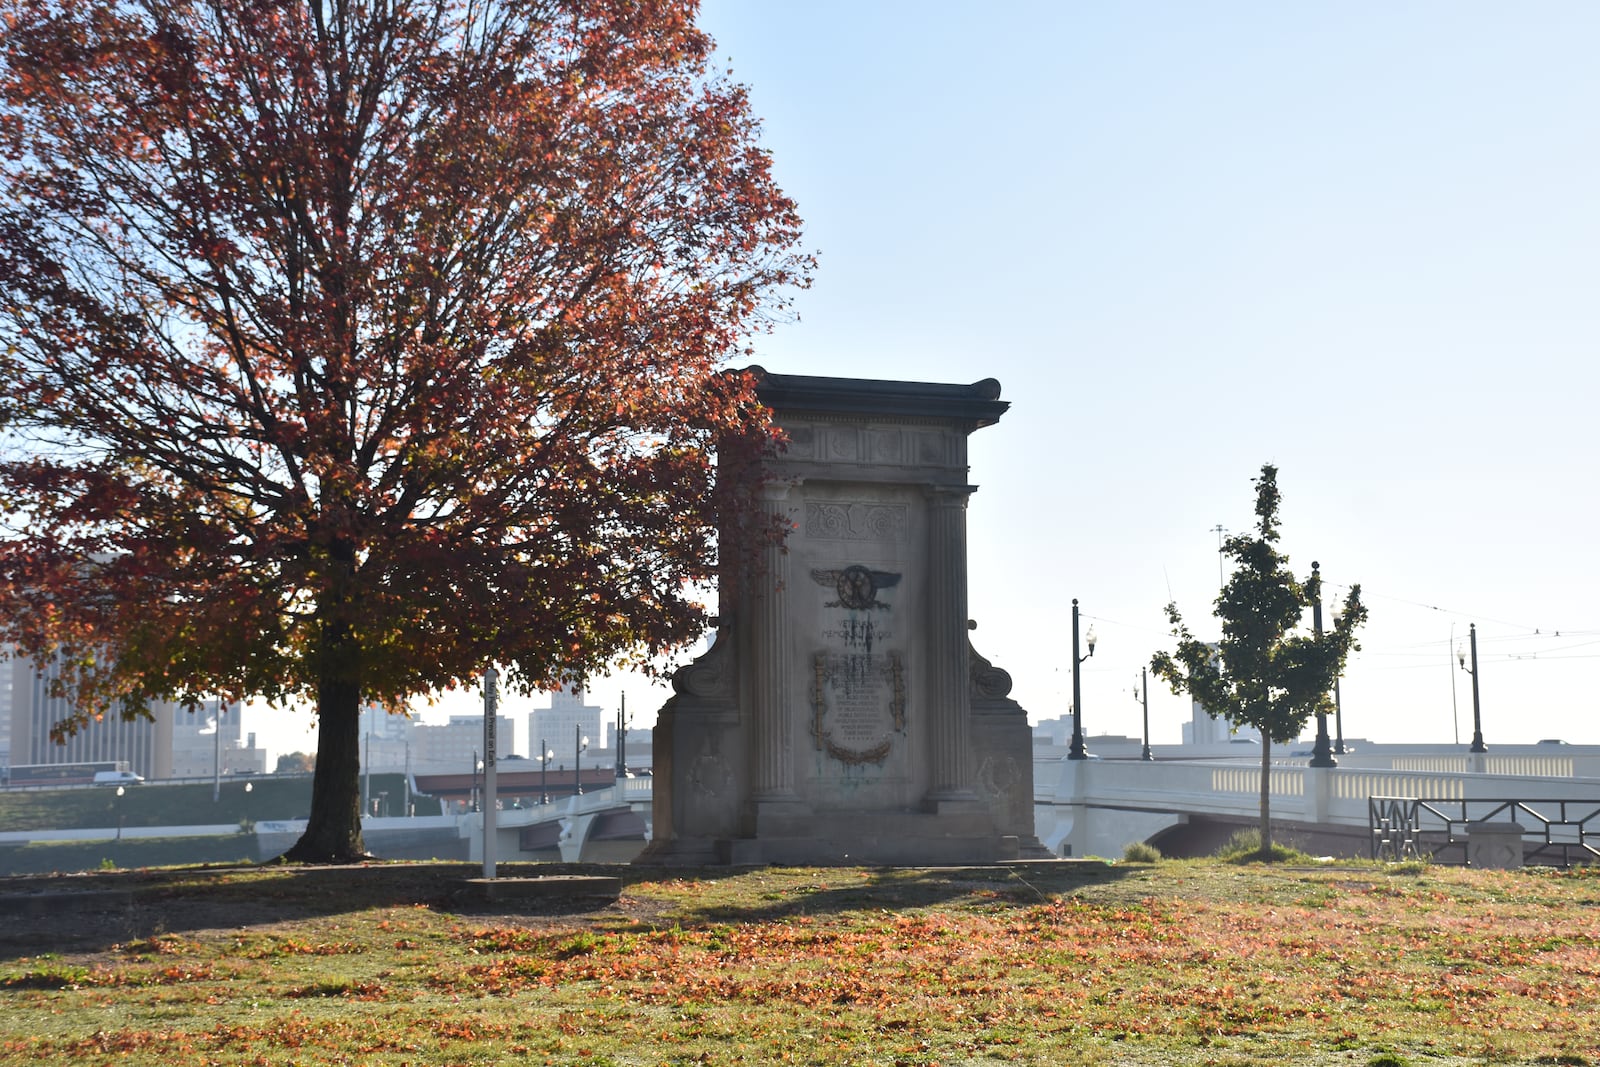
93 770 144 786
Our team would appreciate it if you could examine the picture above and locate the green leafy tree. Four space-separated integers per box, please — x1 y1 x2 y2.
275 752 315 775
1151 464 1367 857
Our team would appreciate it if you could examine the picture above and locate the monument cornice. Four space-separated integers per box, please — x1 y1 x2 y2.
749 366 1009 431
776 412 984 431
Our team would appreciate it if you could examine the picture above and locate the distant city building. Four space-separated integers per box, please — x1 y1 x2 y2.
9 654 175 780
1181 695 1261 746
1173 642 1263 746
358 704 414 772
169 698 266 779
1032 714 1075 747
529 685 606 765
361 704 412 741
410 714 515 770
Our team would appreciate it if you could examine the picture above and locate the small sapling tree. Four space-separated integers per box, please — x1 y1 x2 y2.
1151 464 1366 857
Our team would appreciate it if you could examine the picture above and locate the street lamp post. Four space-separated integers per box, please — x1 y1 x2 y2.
1459 623 1487 753
115 784 125 842
1308 562 1337 768
616 693 630 778
539 740 554 804
1333 677 1346 755
575 726 589 795
1133 668 1152 761
1067 599 1098 761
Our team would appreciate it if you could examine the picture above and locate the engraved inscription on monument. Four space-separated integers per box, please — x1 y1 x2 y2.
809 565 906 765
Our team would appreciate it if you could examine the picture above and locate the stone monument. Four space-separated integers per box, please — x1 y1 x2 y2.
636 370 1044 865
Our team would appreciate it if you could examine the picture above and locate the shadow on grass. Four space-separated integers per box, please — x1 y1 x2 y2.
632 861 1148 928
0 859 1143 958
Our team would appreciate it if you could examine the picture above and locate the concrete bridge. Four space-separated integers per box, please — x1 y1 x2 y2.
242 776 658 863
1035 751 1600 865
384 747 1600 867
14 751 1598 868
432 749 1600 867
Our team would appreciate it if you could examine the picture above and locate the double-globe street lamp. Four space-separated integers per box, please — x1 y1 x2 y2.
1067 598 1098 761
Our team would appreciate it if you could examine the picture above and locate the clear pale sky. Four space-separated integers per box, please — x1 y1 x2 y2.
255 1 1600 759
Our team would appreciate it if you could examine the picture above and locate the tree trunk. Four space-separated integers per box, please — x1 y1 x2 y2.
1258 732 1272 857
280 616 369 863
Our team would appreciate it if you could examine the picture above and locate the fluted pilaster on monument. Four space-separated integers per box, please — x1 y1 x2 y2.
924 483 977 803
750 481 798 801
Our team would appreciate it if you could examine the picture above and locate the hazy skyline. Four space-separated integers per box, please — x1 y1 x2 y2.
253 2 1600 759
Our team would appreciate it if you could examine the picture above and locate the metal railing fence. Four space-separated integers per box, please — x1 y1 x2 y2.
1370 795 1600 867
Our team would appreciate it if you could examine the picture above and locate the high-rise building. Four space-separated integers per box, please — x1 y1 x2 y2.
9 655 175 780
358 704 414 773
169 698 266 778
360 704 412 741
528 685 606 767
1181 696 1260 745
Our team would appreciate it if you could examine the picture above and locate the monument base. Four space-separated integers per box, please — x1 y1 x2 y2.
924 792 989 817
726 809 1019 866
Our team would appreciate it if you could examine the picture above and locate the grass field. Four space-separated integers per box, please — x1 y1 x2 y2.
1 858 1597 1065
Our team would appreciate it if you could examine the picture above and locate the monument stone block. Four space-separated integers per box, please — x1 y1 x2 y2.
637 370 1047 866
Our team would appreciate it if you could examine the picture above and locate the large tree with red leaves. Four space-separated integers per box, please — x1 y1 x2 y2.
0 0 809 861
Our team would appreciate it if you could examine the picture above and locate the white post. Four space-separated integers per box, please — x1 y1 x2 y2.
212 703 222 802
483 668 499 879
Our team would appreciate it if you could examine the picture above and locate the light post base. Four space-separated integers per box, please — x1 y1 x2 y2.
1067 737 1091 761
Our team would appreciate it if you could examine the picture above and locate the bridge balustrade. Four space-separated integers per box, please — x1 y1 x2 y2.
1370 796 1600 867
1040 756 1600 861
